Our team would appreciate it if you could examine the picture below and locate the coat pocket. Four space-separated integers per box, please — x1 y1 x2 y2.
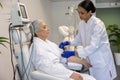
89 51 106 68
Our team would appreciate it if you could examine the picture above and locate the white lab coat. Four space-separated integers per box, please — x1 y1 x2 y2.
30 37 96 80
71 15 117 80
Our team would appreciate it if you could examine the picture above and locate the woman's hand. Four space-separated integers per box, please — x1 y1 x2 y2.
70 72 83 80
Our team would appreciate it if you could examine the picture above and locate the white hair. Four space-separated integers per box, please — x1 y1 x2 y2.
31 19 43 33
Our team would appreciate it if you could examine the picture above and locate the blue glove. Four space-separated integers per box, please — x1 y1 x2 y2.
59 41 70 49
61 51 75 58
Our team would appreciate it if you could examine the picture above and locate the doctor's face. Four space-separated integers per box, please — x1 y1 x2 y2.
36 21 49 40
77 6 91 22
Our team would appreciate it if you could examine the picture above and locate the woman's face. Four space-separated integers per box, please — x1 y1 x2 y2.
77 6 91 22
36 21 49 40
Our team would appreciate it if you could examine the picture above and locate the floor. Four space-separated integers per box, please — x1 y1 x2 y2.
114 65 120 80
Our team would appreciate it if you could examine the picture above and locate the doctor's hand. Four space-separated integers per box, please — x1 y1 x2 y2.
61 50 75 58
80 58 92 68
70 72 83 80
59 41 70 49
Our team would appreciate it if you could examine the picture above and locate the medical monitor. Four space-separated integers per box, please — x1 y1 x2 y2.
20 4 28 19
11 2 30 27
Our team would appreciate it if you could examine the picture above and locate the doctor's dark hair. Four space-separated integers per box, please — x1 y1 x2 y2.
78 0 96 13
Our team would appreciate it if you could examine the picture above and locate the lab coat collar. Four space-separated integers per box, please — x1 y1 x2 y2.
85 15 95 25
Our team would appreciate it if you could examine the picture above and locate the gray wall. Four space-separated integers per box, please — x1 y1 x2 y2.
96 8 120 27
96 7 120 52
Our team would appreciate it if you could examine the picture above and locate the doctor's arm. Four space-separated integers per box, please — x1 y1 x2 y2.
70 29 82 46
60 50 92 68
74 25 105 57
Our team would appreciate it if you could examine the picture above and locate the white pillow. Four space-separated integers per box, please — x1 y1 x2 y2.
67 62 83 70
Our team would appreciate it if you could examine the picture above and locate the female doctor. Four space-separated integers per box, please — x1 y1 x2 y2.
61 0 117 80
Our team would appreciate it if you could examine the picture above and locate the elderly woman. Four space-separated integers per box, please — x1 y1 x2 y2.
29 19 95 80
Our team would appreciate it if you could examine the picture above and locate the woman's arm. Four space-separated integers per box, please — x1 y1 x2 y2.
68 56 92 68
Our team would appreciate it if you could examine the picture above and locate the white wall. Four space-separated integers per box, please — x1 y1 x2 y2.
51 0 81 44
51 0 95 44
0 1 14 80
0 0 51 80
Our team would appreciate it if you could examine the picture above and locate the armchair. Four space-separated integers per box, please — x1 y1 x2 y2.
9 24 73 80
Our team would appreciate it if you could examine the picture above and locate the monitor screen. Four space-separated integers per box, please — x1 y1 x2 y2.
11 2 30 26
20 4 28 19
